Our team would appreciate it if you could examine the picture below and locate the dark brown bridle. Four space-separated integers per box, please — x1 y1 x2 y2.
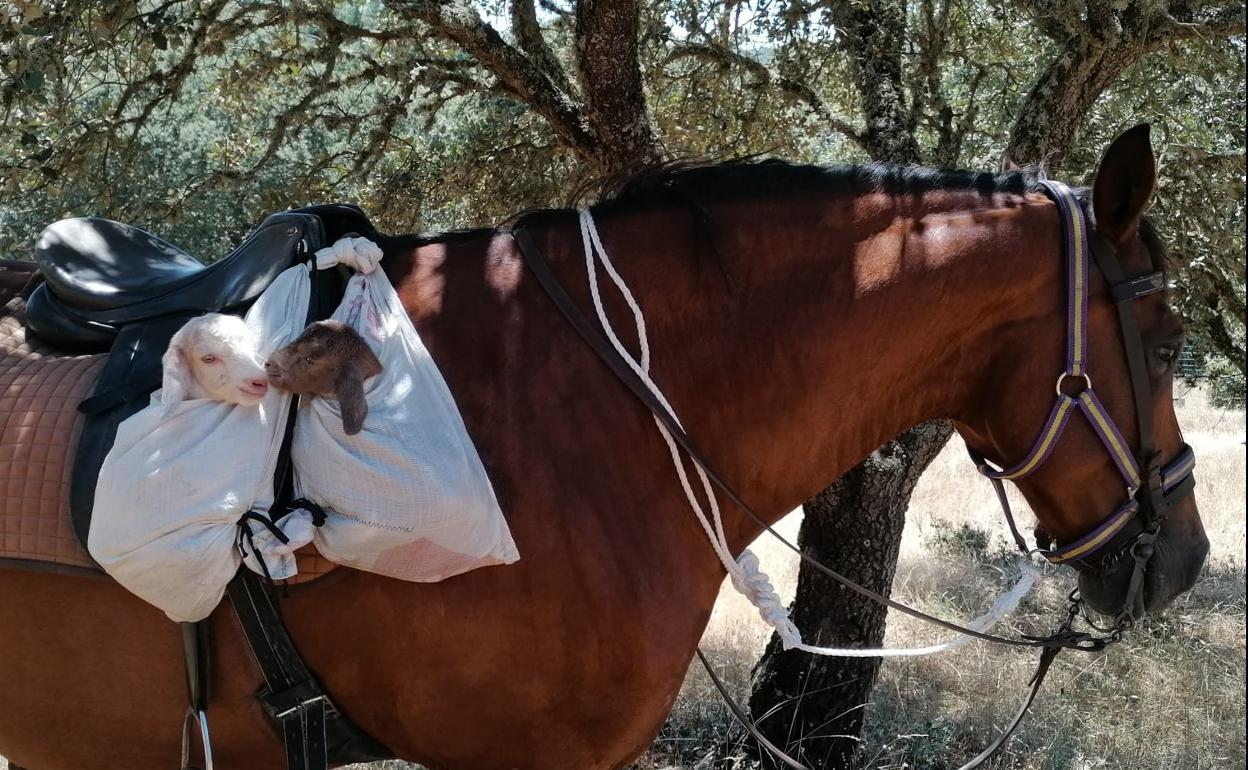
509 179 1197 769
968 181 1197 631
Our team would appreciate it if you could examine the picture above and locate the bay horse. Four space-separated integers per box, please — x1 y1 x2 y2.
0 125 1207 769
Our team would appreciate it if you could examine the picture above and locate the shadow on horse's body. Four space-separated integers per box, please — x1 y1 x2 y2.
0 127 1207 769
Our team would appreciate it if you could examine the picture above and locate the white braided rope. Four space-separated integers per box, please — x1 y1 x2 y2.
576 209 1038 655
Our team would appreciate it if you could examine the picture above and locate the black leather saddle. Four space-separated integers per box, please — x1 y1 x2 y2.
25 203 375 352
23 202 392 768
26 203 370 550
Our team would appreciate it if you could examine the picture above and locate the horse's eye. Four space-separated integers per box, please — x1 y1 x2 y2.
200 354 218 364
1153 344 1180 374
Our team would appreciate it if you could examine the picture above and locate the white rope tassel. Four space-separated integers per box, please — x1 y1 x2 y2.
576 208 1037 656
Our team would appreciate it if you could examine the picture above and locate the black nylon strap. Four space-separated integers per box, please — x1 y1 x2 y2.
1108 271 1166 303
511 227 1106 653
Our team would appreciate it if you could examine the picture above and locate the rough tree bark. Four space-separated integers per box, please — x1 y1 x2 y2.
749 2 1242 767
396 0 662 175
1004 1 1245 168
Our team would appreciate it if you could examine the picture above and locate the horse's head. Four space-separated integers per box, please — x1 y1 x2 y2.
957 125 1207 622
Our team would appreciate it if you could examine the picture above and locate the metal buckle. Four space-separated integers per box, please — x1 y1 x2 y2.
273 694 327 719
1055 371 1092 397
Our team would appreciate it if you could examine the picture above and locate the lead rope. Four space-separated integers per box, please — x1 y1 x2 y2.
576 209 1038 657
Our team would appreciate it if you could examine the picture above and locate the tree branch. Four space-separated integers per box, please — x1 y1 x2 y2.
821 0 921 163
390 0 596 162
574 0 661 173
510 0 574 95
666 41 869 151
1152 2 1246 43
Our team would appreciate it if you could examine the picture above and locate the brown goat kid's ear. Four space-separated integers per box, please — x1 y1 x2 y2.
335 367 369 435
1093 124 1156 245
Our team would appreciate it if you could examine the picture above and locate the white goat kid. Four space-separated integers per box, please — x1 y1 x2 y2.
161 313 269 413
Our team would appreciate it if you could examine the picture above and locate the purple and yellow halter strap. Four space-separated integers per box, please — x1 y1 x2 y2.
975 181 1143 564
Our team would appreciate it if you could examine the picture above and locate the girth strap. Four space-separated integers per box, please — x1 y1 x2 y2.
226 261 393 769
227 572 328 770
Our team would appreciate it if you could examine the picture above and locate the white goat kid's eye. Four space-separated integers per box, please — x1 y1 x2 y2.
200 354 218 364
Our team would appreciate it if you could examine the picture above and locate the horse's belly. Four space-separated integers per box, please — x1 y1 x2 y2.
0 570 287 770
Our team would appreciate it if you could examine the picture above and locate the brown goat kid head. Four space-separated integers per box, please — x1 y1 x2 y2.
265 320 383 435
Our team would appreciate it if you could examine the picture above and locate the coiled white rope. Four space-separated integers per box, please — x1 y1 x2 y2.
577 208 1039 656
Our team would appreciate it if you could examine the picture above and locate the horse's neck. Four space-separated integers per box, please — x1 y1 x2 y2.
587 191 1063 550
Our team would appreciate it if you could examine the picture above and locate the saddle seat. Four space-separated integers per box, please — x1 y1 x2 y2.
25 203 375 352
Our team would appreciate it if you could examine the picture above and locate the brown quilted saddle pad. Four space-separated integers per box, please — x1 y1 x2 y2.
0 297 337 584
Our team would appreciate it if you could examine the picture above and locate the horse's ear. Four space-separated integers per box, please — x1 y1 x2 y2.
1092 124 1156 245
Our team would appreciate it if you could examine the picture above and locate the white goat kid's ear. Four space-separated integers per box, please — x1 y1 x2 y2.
160 328 195 415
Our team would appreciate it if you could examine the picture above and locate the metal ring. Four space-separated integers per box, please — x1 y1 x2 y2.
1055 371 1092 397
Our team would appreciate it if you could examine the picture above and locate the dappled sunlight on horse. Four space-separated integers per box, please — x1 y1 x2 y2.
0 126 1205 769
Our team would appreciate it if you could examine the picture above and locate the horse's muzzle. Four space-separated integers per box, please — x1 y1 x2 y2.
1078 526 1209 617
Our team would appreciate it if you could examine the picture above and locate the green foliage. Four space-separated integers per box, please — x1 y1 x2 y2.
1208 355 1246 408
929 522 991 559
0 1 1242 398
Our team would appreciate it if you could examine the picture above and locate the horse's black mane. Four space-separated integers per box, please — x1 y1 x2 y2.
388 157 1041 246
388 156 1169 273
593 157 1043 211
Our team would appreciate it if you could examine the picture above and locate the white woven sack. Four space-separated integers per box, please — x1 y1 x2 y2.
88 265 312 622
295 270 519 581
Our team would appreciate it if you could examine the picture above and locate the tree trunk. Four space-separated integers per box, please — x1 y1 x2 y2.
747 4 938 762
747 4 1236 762
748 422 952 767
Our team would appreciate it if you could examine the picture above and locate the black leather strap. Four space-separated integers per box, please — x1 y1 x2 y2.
1088 237 1157 480
951 646 1062 770
227 571 329 770
696 634 1064 770
226 258 392 770
696 649 813 770
1108 271 1165 304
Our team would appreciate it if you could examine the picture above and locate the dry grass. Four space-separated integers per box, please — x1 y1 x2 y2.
2 392 1240 770
635 386 1245 770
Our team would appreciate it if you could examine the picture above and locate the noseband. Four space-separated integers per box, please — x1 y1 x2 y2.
968 180 1197 629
